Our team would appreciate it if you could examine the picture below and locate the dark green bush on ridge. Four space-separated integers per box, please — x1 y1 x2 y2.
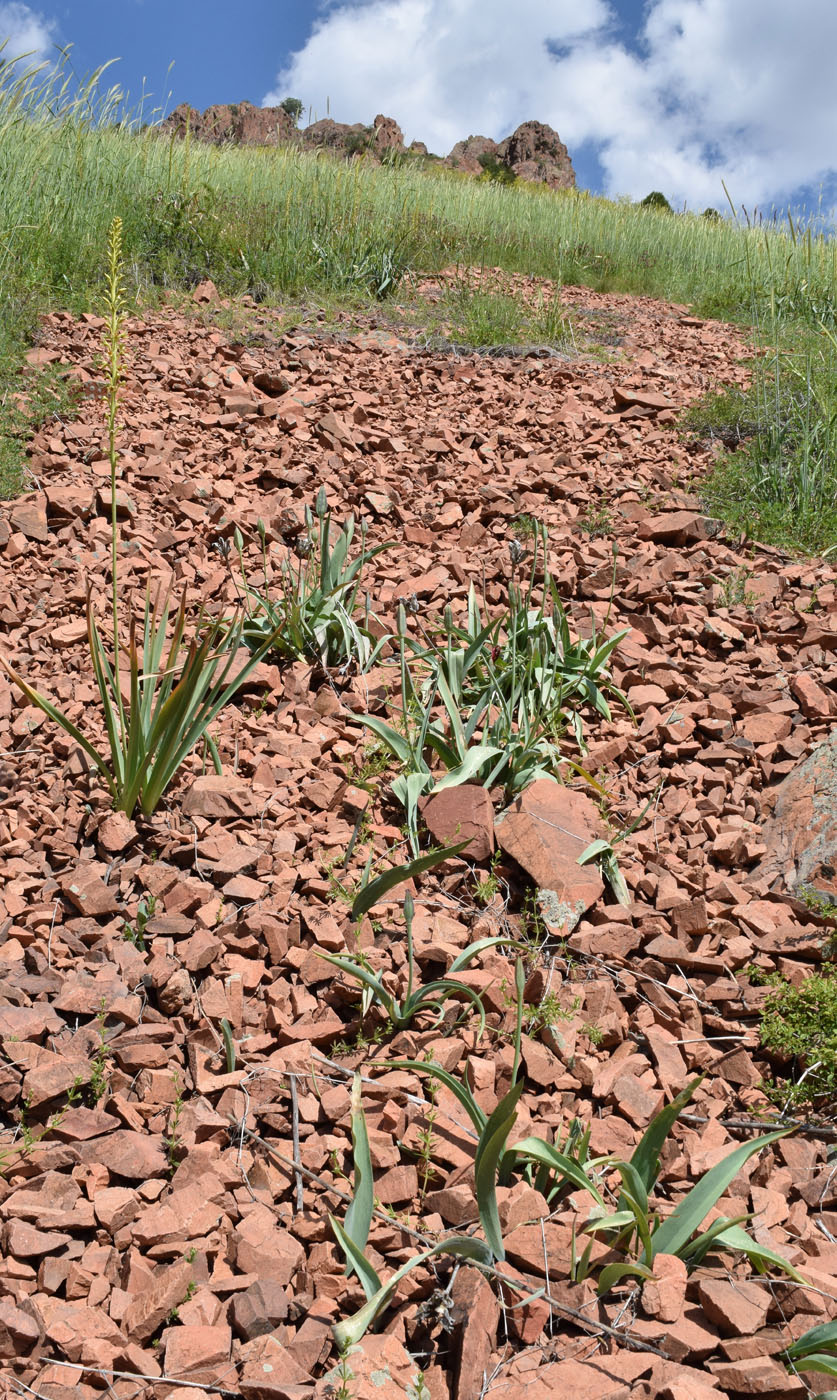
640 190 673 212
477 152 517 185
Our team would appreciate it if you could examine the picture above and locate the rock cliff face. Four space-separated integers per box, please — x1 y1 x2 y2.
159 104 575 190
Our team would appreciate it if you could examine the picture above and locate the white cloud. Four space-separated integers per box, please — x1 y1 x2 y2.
264 0 837 210
0 2 55 66
264 0 613 156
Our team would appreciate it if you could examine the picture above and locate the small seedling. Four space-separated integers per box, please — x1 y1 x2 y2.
473 850 503 906
165 1069 185 1172
1 1080 82 1177
123 893 157 950
88 1000 110 1104
717 567 756 610
580 498 614 536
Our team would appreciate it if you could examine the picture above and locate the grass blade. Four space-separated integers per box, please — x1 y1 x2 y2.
350 841 468 922
344 1074 375 1292
647 1129 791 1263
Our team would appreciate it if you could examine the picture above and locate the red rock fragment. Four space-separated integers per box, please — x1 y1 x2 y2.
0 1298 40 1358
451 1270 499 1400
708 1355 806 1395
9 499 49 541
495 779 604 923
230 1280 290 1341
421 784 495 860
790 672 832 719
122 1258 195 1341
164 1323 232 1383
59 863 122 916
641 1253 687 1323
696 1278 770 1336
613 384 676 412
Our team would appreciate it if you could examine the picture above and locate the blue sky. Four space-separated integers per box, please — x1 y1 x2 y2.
3 0 837 218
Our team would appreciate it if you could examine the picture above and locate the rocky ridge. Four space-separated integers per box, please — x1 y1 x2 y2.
159 103 576 189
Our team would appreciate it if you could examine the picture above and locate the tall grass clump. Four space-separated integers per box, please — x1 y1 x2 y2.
697 332 837 554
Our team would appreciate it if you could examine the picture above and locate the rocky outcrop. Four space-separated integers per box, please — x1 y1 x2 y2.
161 100 296 147
159 104 575 190
496 120 575 189
302 114 404 160
446 122 575 188
371 114 403 153
447 134 500 174
303 118 368 152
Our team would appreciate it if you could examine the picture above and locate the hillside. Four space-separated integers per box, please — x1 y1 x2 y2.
1 58 837 1400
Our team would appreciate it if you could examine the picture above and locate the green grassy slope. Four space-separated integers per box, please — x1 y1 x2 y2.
2 58 836 549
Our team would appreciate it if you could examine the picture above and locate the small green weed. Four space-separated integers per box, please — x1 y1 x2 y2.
2 1080 83 1176
717 567 756 610
525 990 581 1036
344 742 391 792
796 884 837 919
758 971 837 1109
580 498 614 536
88 1000 110 1104
473 851 503 905
165 1069 185 1172
332 1347 357 1400
510 514 542 541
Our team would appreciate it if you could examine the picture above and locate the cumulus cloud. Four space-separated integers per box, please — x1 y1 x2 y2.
0 1 55 65
264 0 837 210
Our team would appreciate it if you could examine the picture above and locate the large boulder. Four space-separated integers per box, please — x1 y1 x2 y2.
756 728 837 899
497 120 575 189
304 117 370 153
